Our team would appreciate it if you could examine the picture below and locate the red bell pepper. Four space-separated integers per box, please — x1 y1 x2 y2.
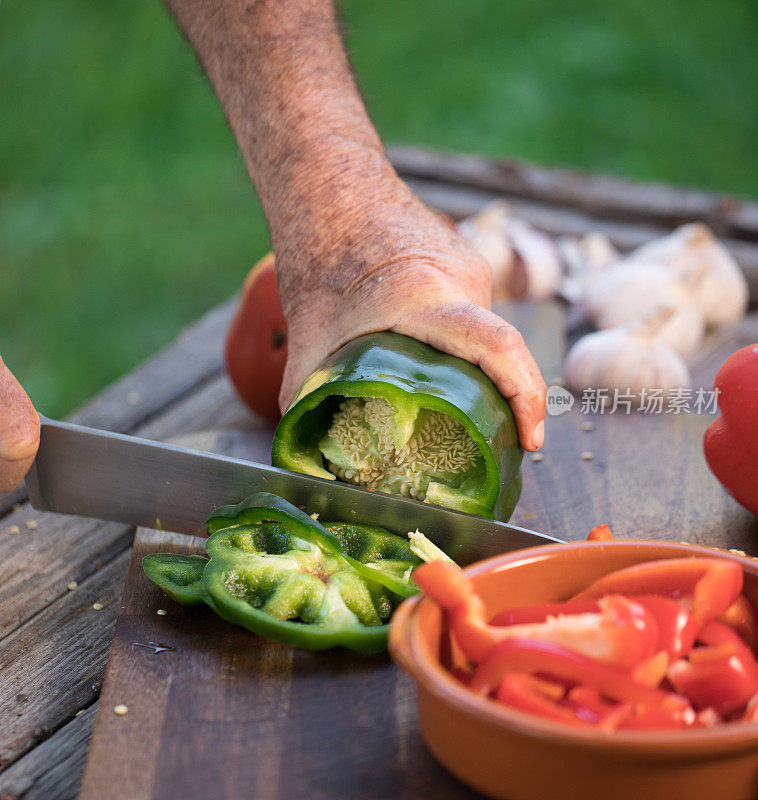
415 563 658 667
720 594 758 654
571 557 743 627
633 595 699 658
490 599 600 627
586 524 614 542
469 637 691 715
703 343 758 517
667 621 758 716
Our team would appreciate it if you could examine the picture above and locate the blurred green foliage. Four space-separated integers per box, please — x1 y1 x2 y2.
2 0 756 417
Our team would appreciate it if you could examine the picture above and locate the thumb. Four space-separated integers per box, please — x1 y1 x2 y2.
394 303 546 451
0 357 40 492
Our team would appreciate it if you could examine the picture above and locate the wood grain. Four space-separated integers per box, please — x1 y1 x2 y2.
79 530 480 800
389 145 758 239
0 551 129 768
404 178 758 302
0 705 96 800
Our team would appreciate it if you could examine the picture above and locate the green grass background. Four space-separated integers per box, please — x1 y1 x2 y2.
2 0 757 417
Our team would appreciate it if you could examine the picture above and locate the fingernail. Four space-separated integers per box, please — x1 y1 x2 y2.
531 421 544 450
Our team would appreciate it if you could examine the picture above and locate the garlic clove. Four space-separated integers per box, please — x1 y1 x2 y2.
584 264 684 329
621 223 748 328
564 310 691 401
458 202 516 302
458 201 563 302
559 233 620 278
505 218 564 301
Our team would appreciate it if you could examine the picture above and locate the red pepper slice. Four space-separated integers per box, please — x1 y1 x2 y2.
632 650 669 687
416 563 658 667
719 594 758 654
668 626 758 716
490 599 600 627
469 637 691 716
496 673 589 727
571 558 743 627
586 524 614 542
633 595 699 659
564 686 631 729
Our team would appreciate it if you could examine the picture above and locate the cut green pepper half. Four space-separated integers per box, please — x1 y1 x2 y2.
271 332 522 520
142 492 422 652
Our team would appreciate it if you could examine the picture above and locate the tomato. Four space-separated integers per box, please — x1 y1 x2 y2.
224 252 288 425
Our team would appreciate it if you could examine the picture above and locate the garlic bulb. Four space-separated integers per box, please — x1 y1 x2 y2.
582 263 705 357
622 223 748 328
458 202 515 301
458 201 563 302
506 218 563 301
564 309 691 399
560 233 619 278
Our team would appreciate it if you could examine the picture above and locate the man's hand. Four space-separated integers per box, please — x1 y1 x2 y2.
275 169 546 451
165 0 546 451
0 357 39 492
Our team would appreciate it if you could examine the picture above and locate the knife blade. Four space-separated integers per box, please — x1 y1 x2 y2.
26 416 562 564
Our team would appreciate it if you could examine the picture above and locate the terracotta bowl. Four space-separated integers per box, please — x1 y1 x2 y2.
389 540 758 800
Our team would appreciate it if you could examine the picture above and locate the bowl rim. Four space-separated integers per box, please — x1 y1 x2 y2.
392 539 758 756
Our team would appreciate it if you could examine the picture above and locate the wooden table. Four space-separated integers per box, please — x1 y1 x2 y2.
1 147 758 800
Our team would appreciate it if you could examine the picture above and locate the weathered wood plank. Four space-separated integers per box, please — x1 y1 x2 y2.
404 178 758 303
80 530 479 800
389 145 758 240
0 374 265 644
0 551 129 769
0 705 96 800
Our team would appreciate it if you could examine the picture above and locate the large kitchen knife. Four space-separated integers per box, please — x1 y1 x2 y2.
26 416 562 564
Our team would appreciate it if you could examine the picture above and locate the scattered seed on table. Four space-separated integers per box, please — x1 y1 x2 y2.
11 503 21 512
74 709 85 717
531 453 544 462
126 391 141 406
581 451 594 461
92 602 104 611
25 519 38 529
113 704 128 716
157 609 167 616
7 525 20 535
67 581 78 591
581 421 595 432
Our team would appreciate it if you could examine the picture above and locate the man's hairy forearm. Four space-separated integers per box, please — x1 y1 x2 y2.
163 0 399 255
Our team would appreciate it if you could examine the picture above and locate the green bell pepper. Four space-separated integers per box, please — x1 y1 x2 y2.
271 332 522 520
143 492 421 652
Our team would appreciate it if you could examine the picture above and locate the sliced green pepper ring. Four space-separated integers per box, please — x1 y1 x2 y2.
206 492 418 598
142 553 209 606
143 492 422 652
271 333 522 520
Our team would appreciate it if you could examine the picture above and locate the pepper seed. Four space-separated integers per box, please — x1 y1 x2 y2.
7 525 20 535
530 453 544 462
25 519 38 530
581 421 595 432
67 581 78 591
113 704 128 716
581 451 594 461
92 602 104 611
157 609 167 616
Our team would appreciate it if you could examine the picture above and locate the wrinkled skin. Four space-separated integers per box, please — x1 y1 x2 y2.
0 0 546 494
0 357 39 492
273 162 546 451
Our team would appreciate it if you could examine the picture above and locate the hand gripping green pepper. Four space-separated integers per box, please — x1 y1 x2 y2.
271 332 522 520
143 493 421 652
